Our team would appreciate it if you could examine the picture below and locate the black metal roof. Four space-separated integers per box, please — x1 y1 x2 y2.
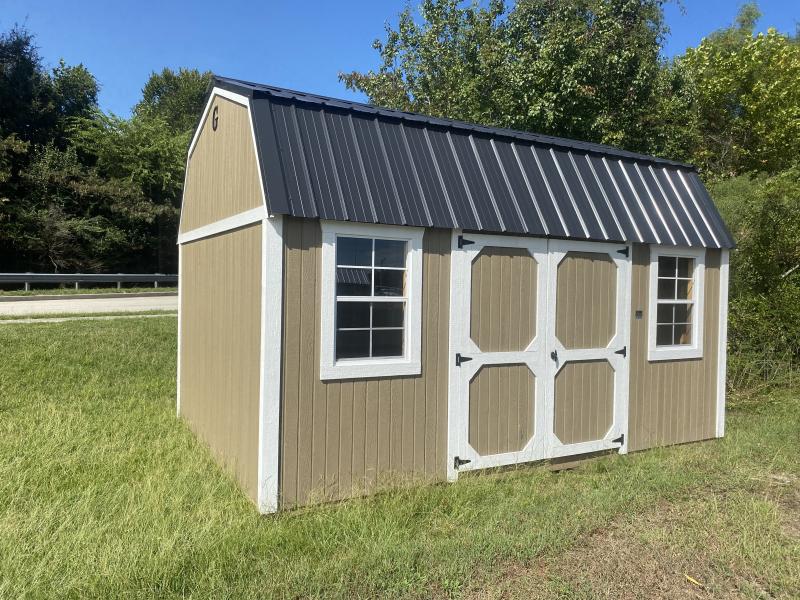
216 76 734 249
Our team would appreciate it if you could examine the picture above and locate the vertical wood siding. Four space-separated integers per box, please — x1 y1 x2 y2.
179 224 262 502
470 247 537 352
555 251 616 349
554 360 614 444
468 364 535 455
280 218 450 507
180 96 263 233
628 245 721 452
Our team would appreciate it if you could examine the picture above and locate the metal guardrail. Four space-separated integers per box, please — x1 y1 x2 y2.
0 273 178 291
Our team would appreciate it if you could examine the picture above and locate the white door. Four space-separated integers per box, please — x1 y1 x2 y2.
447 232 550 476
543 240 631 459
448 233 631 480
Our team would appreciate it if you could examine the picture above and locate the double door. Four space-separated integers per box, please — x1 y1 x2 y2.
448 233 631 478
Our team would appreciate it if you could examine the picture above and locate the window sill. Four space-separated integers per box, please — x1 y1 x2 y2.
320 358 421 381
648 345 703 362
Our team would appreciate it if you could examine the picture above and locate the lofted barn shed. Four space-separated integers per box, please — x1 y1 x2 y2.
177 76 734 513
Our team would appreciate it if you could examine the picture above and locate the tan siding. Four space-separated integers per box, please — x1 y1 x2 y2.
555 251 616 349
280 218 450 507
179 224 262 502
180 96 263 233
468 364 535 455
628 245 721 452
470 247 537 352
554 360 614 444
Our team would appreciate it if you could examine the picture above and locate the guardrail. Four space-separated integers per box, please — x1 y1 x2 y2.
0 273 178 291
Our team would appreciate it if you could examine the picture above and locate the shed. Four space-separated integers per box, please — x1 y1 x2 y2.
177 76 734 513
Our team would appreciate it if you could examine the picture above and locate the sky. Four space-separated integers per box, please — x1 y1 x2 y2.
2 1 798 117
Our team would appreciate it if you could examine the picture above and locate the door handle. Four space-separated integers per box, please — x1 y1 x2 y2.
550 349 558 362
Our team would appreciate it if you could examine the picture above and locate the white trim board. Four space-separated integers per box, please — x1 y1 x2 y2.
177 207 266 245
716 249 730 437
176 243 183 417
257 215 284 514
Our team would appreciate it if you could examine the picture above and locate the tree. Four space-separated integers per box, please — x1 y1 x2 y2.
674 3 800 177
340 0 670 154
135 68 212 132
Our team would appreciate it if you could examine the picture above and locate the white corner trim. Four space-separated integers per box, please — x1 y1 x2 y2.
647 245 706 361
319 220 424 380
257 215 283 514
716 249 730 437
176 243 183 417
177 207 266 245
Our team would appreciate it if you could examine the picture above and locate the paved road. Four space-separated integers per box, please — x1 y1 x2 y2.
0 294 178 317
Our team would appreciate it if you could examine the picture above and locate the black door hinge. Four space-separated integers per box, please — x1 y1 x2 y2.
454 456 472 470
617 246 630 257
458 235 475 249
455 353 473 367
612 433 625 446
614 346 627 358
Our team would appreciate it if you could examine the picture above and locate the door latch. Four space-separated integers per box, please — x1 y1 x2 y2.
550 349 558 362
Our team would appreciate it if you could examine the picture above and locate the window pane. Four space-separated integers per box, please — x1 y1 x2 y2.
337 236 372 266
656 304 674 324
336 330 370 359
673 304 692 324
676 278 692 300
658 256 676 277
677 257 693 278
674 323 692 345
372 329 403 357
374 239 406 268
656 324 673 346
373 302 404 327
337 301 370 328
337 268 371 296
657 278 676 300
374 269 404 296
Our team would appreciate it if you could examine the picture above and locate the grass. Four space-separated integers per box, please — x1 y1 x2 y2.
0 318 797 599
0 310 177 321
0 286 177 296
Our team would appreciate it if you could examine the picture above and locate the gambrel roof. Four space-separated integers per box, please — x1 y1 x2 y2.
215 76 735 249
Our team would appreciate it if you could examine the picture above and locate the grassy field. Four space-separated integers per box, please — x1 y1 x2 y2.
0 286 177 296
0 318 797 598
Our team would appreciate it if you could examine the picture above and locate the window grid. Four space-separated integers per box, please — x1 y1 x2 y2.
656 256 694 347
335 237 407 360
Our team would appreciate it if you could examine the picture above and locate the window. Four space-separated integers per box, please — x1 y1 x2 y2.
320 222 423 380
648 247 705 361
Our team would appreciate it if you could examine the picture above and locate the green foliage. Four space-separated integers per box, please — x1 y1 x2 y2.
673 8 800 177
341 0 670 153
135 67 212 132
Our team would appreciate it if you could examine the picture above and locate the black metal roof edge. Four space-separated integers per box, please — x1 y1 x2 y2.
213 75 696 170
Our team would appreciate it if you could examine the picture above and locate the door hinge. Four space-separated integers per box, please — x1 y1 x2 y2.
454 456 472 470
458 235 475 249
614 346 627 358
617 246 630 257
612 433 625 446
455 353 473 367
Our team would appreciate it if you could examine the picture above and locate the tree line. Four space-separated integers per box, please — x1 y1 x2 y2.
0 1 798 366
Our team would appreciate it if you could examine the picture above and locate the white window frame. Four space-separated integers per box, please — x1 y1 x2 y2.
648 245 705 361
320 221 424 380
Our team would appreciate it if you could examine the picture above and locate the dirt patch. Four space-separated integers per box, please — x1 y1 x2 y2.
463 494 797 599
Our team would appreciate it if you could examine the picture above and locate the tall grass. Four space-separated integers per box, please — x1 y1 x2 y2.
0 318 797 598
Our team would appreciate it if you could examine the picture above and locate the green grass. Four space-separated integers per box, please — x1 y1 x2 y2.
0 286 177 296
0 310 177 321
0 319 797 598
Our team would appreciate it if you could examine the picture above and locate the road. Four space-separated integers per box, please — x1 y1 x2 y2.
0 293 178 317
